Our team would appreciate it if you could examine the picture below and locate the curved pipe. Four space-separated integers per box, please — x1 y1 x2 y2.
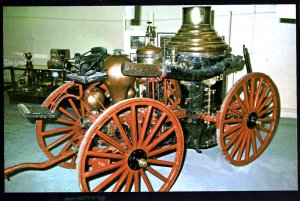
121 54 245 81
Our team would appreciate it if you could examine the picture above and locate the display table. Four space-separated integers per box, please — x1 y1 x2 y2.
4 66 67 104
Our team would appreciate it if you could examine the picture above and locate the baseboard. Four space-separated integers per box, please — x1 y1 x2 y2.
280 108 297 118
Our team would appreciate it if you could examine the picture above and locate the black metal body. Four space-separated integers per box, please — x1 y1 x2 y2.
122 53 245 151
176 54 244 150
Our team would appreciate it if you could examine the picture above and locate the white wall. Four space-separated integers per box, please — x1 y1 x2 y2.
3 5 297 118
3 6 125 65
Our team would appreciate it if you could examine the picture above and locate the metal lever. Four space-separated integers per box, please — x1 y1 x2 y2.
243 45 253 74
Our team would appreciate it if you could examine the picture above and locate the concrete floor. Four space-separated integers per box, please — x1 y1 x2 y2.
3 92 298 192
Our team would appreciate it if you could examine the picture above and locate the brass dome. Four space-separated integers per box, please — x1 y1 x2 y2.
136 42 163 64
167 6 228 57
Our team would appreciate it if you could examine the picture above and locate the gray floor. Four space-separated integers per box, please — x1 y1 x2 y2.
3 92 298 192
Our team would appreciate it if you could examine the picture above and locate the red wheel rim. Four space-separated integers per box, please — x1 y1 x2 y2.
218 73 280 166
36 82 92 169
77 98 184 192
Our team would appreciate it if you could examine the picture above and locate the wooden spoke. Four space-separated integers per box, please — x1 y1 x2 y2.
85 160 125 179
87 151 125 160
255 83 271 113
236 129 249 161
234 93 248 115
242 82 250 114
130 105 138 147
253 127 264 145
257 125 271 134
224 125 247 150
58 134 79 155
138 106 153 147
112 169 129 192
146 126 176 152
163 79 181 110
124 171 134 192
41 125 75 136
134 170 140 192
258 118 274 123
227 105 245 117
229 127 248 158
245 129 252 161
254 78 264 108
95 130 128 154
147 159 175 167
223 118 244 124
140 169 154 192
148 144 177 157
258 105 275 117
146 166 168 182
256 93 274 114
112 114 132 149
92 165 127 192
143 113 167 148
58 107 78 121
223 123 245 138
250 129 257 155
46 129 77 150
249 77 255 111
70 155 77 165
68 98 81 118
55 117 76 125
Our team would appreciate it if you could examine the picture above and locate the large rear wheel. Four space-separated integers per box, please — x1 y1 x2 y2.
77 98 184 192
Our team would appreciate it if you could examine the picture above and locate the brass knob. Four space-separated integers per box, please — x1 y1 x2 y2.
138 159 148 168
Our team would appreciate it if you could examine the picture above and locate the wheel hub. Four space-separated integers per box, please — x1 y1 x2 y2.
128 149 148 170
80 116 91 129
247 112 258 129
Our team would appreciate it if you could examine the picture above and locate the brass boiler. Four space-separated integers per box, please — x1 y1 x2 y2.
103 49 136 104
167 6 230 102
167 6 228 57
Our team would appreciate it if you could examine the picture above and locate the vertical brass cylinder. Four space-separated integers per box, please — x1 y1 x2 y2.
166 6 228 57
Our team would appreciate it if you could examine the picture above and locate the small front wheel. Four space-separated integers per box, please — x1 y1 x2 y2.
218 72 280 166
36 82 89 169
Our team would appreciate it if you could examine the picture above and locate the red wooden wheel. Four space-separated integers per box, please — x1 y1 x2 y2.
36 82 93 169
77 98 184 192
163 79 181 110
218 72 280 166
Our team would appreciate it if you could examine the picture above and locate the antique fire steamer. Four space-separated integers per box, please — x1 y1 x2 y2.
4 6 280 192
